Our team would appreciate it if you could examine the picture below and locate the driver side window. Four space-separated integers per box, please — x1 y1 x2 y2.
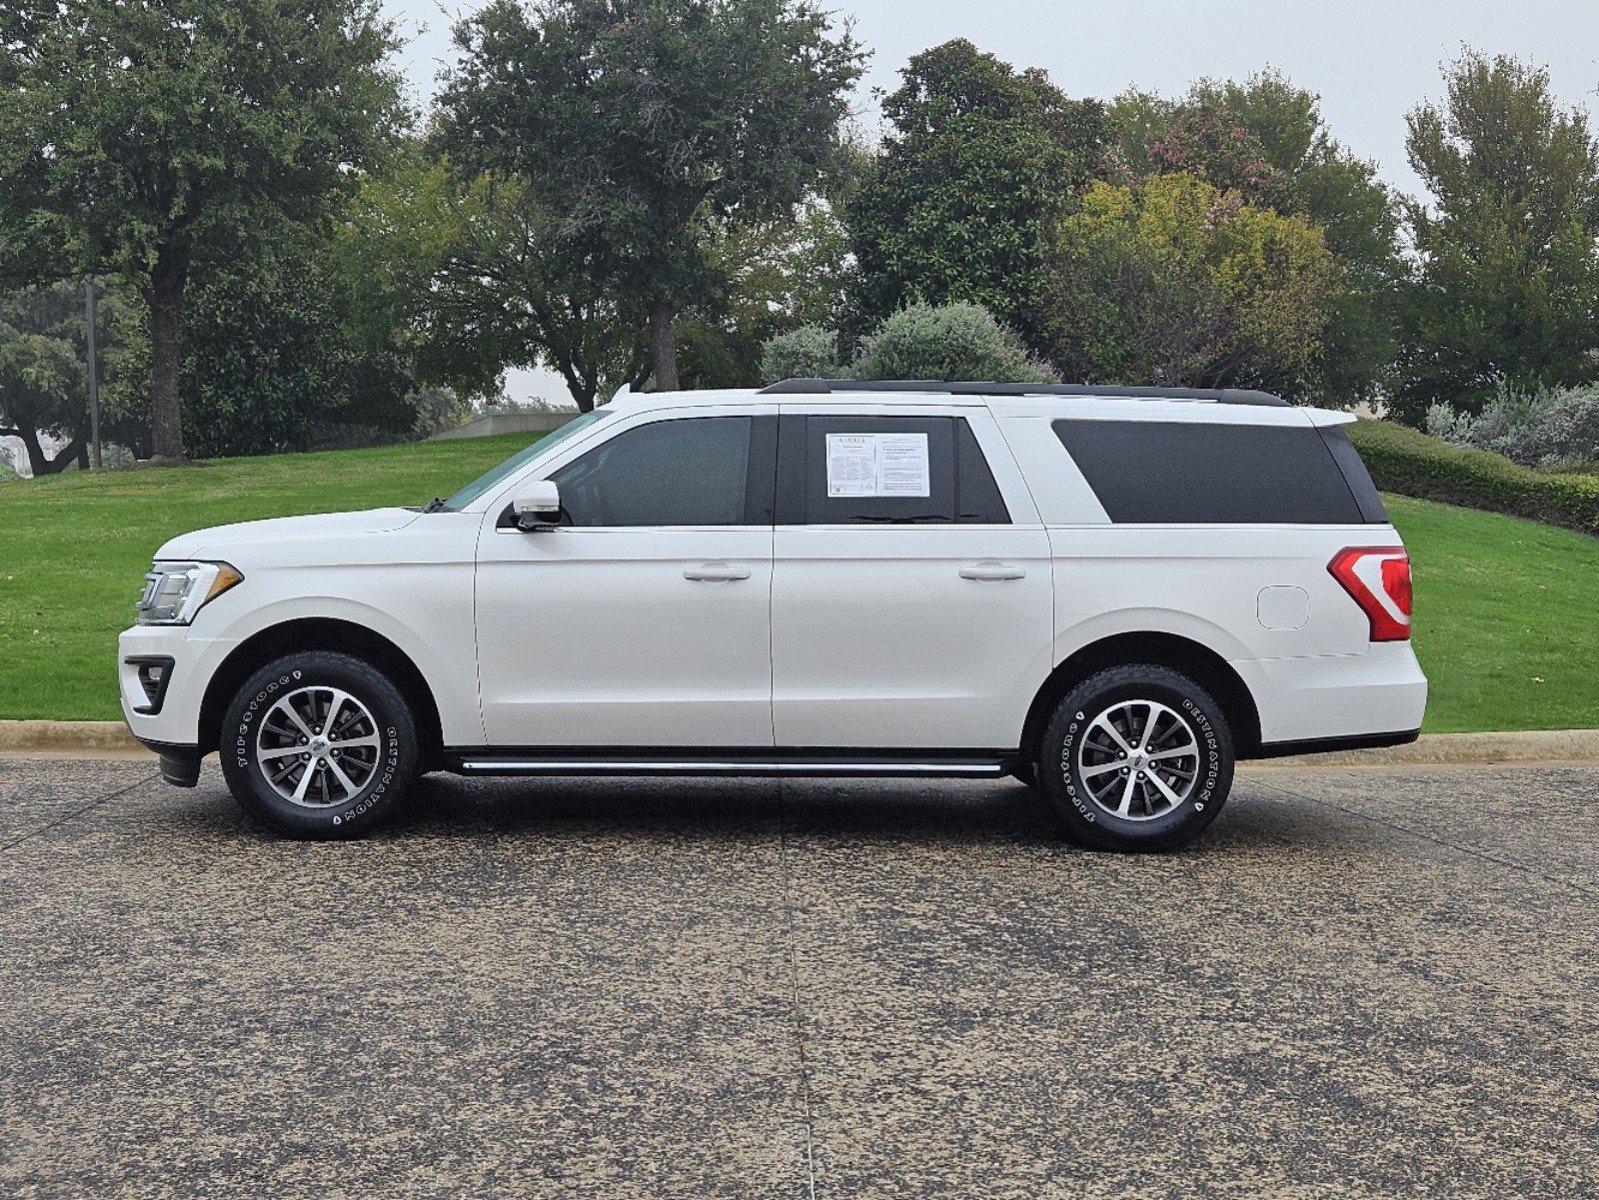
549 416 753 527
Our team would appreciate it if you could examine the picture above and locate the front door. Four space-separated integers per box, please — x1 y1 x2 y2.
770 410 1054 750
475 409 777 747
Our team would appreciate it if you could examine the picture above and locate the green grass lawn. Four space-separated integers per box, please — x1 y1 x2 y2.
1 439 1596 731
0 434 535 723
1384 494 1599 733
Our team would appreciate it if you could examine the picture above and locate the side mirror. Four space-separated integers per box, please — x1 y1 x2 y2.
512 480 562 531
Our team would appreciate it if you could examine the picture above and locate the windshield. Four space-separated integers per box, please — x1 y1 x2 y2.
436 409 613 512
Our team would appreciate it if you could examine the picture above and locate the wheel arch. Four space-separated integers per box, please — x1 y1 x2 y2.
1020 631 1263 765
198 618 445 769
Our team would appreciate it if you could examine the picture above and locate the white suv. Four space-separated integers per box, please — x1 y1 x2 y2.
120 381 1426 850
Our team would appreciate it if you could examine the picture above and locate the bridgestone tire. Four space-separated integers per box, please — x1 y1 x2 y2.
1036 664 1234 852
220 652 419 840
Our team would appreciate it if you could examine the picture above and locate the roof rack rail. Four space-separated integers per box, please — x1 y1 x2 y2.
758 378 1289 408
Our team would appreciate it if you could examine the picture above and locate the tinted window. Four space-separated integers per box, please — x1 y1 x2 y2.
1052 419 1366 524
551 416 751 526
796 416 1009 525
955 419 1010 523
1318 425 1388 523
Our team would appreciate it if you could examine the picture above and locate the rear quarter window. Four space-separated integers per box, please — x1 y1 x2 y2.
1052 418 1374 525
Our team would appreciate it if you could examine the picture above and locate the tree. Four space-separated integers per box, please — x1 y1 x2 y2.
846 39 1105 343
852 301 1056 383
341 154 652 413
434 0 865 392
110 220 423 458
1108 70 1404 406
0 0 404 458
1392 51 1599 423
1043 174 1339 397
679 172 865 390
760 325 840 383
0 281 119 475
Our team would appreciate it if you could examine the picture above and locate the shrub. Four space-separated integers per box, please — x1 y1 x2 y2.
1425 385 1599 470
852 302 1057 383
759 325 840 384
1348 419 1599 537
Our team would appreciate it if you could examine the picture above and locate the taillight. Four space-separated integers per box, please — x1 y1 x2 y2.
1328 546 1412 642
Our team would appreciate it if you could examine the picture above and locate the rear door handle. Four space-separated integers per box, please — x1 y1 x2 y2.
959 562 1026 582
684 563 751 582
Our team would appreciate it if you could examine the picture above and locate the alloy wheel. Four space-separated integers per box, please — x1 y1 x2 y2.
1076 699 1201 821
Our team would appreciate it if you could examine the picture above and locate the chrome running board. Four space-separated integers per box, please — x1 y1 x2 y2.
447 753 1009 779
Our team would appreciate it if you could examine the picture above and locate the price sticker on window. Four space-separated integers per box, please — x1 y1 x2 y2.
825 433 930 497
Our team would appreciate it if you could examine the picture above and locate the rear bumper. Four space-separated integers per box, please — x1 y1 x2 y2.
1235 642 1428 748
1253 727 1421 759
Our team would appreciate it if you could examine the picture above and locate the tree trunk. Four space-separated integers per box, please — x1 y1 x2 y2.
12 423 50 477
11 425 83 476
145 249 189 460
649 301 679 392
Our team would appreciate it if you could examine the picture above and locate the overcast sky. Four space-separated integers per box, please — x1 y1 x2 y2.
383 0 1599 405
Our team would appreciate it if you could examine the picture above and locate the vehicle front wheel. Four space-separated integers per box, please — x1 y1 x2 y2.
220 651 419 840
1036 665 1234 852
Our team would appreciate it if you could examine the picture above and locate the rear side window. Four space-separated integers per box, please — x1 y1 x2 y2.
1052 419 1370 524
1317 425 1388 523
789 415 1010 524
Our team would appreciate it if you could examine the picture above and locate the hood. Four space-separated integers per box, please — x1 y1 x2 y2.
155 507 422 562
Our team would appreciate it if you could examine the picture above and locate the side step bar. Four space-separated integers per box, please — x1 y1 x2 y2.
447 752 1010 779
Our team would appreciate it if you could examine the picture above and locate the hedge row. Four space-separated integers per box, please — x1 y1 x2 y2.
1347 419 1599 538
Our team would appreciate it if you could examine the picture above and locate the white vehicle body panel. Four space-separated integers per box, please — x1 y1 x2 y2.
473 403 777 747
120 385 1427 764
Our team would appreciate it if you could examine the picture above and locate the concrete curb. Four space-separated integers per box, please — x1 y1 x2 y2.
2 720 1598 769
0 720 149 758
1241 728 1599 770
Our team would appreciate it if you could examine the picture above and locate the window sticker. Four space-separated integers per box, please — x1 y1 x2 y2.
825 432 930 497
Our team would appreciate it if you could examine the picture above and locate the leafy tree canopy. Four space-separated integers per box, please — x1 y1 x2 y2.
433 0 865 391
1393 51 1599 423
846 38 1105 343
0 0 405 457
0 280 124 475
1107 70 1402 405
1044 173 1339 397
110 219 425 459
852 301 1056 384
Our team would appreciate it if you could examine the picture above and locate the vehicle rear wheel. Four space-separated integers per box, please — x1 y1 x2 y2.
1036 664 1234 851
220 651 419 839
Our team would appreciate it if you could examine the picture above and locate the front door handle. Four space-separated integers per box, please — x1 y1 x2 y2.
959 562 1026 582
684 563 751 582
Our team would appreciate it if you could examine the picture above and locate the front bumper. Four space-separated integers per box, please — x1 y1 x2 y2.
118 624 239 751
132 737 204 787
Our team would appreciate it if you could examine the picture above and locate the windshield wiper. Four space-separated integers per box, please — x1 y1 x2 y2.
421 497 449 513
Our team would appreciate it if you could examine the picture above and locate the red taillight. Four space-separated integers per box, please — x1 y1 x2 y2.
1328 546 1412 642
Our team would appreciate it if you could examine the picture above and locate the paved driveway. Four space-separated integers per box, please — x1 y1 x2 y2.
0 756 1594 1199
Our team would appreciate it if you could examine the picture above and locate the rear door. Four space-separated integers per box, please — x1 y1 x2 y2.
770 406 1053 750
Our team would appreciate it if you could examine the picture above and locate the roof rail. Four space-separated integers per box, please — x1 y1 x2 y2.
757 378 1289 408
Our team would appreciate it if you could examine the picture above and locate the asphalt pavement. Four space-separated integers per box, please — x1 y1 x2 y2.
1 755 1594 1199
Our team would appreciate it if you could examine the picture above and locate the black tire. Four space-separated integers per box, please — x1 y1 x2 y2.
220 651 419 840
1035 664 1234 852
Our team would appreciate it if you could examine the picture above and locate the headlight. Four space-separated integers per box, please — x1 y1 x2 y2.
136 561 244 625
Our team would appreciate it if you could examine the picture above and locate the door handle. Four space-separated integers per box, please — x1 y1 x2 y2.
684 563 751 582
959 562 1026 582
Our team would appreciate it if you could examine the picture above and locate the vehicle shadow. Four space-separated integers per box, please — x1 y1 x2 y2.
379 770 1066 847
172 764 1325 854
